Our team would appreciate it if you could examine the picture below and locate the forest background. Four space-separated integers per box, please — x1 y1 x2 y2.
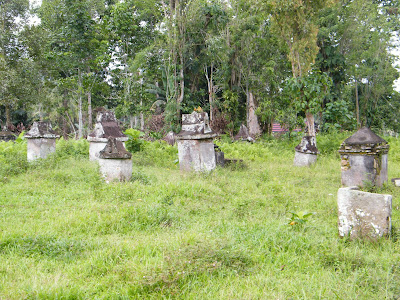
1 0 400 138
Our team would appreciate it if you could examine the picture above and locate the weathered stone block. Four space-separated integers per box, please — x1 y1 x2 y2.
337 186 392 240
177 139 216 172
98 158 132 182
177 112 218 172
215 151 225 167
27 138 56 161
25 121 59 161
293 151 318 167
392 178 400 187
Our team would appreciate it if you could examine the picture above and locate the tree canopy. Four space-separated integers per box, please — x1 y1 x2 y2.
1 0 399 136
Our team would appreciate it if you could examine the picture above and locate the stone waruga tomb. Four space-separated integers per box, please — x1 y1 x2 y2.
25 121 59 161
87 111 129 161
337 186 392 240
98 137 132 182
338 127 389 187
176 111 218 172
293 135 319 167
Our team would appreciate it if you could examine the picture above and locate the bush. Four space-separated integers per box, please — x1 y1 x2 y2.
55 138 89 159
124 129 146 153
131 141 178 168
0 139 28 178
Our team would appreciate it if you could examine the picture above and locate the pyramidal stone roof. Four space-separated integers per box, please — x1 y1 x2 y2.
343 127 387 145
25 121 59 139
88 111 127 141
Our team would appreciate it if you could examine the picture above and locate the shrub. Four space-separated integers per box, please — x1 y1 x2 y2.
124 128 146 153
55 138 89 159
0 138 28 178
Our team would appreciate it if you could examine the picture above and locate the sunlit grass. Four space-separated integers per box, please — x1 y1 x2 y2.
0 134 400 298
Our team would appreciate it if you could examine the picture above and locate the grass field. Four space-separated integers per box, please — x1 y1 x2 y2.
1 133 400 299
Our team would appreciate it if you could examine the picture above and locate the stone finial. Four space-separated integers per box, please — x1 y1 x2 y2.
25 121 59 139
337 186 392 240
99 138 132 159
88 111 127 142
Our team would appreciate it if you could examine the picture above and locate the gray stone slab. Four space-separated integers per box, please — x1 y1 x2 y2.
177 139 216 172
337 186 392 240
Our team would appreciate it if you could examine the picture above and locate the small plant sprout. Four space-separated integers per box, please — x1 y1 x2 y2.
288 211 315 226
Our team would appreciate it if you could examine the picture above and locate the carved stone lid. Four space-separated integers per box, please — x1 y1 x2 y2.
343 127 387 146
177 111 217 140
25 121 59 139
88 111 128 142
99 137 132 159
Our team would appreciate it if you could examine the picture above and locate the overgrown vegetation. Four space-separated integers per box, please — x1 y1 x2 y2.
1 0 399 136
1 135 400 298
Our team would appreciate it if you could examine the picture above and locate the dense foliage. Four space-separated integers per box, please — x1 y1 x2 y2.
1 0 399 135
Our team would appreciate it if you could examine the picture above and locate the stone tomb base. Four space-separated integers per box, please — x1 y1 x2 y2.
89 142 107 161
293 151 317 167
98 158 132 182
337 186 392 240
27 138 56 161
341 154 388 187
177 139 216 172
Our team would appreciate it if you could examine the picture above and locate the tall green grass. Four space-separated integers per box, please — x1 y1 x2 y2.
0 133 399 299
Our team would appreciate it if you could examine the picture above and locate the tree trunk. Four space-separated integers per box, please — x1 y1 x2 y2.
247 90 262 137
88 91 92 130
204 63 214 121
134 116 139 128
305 111 316 137
5 103 11 130
140 98 144 131
355 79 360 128
62 90 69 138
78 68 83 139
